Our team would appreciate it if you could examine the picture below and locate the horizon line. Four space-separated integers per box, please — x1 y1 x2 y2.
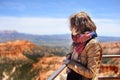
0 30 120 37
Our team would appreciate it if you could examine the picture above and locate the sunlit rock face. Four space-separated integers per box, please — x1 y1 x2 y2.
99 64 120 77
0 40 37 80
0 40 35 59
0 40 66 80
100 42 120 55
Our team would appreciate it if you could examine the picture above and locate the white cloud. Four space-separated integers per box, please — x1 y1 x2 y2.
93 18 120 37
0 16 70 35
0 16 120 36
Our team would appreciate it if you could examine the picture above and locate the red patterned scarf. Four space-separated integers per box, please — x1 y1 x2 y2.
72 33 91 55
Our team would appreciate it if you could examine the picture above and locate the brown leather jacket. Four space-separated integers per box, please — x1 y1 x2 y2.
67 39 102 80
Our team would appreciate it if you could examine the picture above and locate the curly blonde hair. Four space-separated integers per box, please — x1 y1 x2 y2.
70 11 96 34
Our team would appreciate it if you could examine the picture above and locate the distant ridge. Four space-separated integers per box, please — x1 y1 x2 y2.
97 36 120 42
0 30 120 47
0 30 18 34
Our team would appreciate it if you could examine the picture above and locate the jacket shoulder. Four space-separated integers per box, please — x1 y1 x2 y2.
86 38 99 46
85 38 102 51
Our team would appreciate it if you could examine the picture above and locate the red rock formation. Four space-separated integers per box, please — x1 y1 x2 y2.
99 64 119 77
33 56 65 80
99 64 119 73
100 42 120 54
0 40 35 59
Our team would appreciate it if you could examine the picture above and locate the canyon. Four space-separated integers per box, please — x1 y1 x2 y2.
0 40 120 80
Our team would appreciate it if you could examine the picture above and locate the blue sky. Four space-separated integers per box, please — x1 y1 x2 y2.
0 0 120 36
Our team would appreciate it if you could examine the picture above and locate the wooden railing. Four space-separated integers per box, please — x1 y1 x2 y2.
48 55 120 80
102 55 120 58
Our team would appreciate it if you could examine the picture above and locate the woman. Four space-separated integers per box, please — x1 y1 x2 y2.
64 11 102 80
